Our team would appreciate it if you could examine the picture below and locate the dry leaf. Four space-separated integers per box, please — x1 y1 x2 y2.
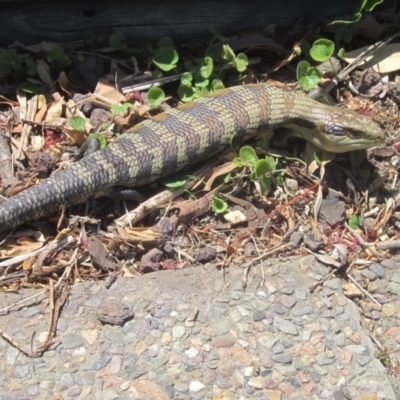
345 43 400 73
272 49 298 72
94 75 125 103
22 257 35 270
305 248 342 268
204 162 237 191
63 125 87 146
59 71 74 97
0 94 19 106
36 59 53 87
46 97 64 123
19 41 57 53
1 238 44 258
125 227 163 241
35 95 48 123
175 191 214 225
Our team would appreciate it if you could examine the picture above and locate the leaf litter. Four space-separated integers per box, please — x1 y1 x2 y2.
0 9 399 358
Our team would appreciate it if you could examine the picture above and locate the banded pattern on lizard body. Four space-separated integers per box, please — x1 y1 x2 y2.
0 84 384 232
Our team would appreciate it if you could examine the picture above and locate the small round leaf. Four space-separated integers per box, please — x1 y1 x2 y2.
297 60 321 90
158 37 173 47
194 73 209 88
310 39 335 62
209 23 230 41
178 83 195 102
211 195 228 214
109 31 127 49
211 79 224 92
239 146 258 166
69 116 86 131
234 53 249 72
25 58 37 76
200 56 213 79
254 159 274 177
181 72 193 86
153 47 179 71
221 44 236 63
147 87 165 107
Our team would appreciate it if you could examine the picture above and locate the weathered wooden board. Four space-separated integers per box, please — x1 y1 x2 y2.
0 0 381 46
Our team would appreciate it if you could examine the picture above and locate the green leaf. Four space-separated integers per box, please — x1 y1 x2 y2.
87 133 107 148
234 53 249 72
314 150 323 165
184 60 202 71
209 24 230 41
0 49 21 73
109 31 127 49
239 146 258 166
256 130 274 150
265 156 277 170
335 27 353 44
232 157 244 168
275 172 285 186
355 0 368 13
194 73 209 88
16 82 42 94
163 177 187 188
337 48 346 60
364 0 383 11
25 58 37 76
47 44 64 62
254 160 272 177
211 193 228 214
331 0 375 25
0 60 12 74
178 83 195 102
158 37 173 47
200 56 213 79
258 176 272 194
181 72 193 86
147 87 165 107
196 87 210 98
253 157 276 178
221 44 236 63
349 214 363 230
211 79 224 92
297 60 310 78
223 173 231 184
332 14 362 24
152 47 179 71
300 42 311 60
110 102 133 115
310 39 335 62
53 53 71 68
297 60 321 90
69 116 86 131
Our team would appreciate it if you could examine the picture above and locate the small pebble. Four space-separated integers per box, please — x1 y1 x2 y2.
189 381 205 392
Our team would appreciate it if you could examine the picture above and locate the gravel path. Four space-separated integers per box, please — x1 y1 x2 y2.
0 254 398 400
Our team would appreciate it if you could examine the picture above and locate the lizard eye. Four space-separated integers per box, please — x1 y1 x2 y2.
328 126 355 137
